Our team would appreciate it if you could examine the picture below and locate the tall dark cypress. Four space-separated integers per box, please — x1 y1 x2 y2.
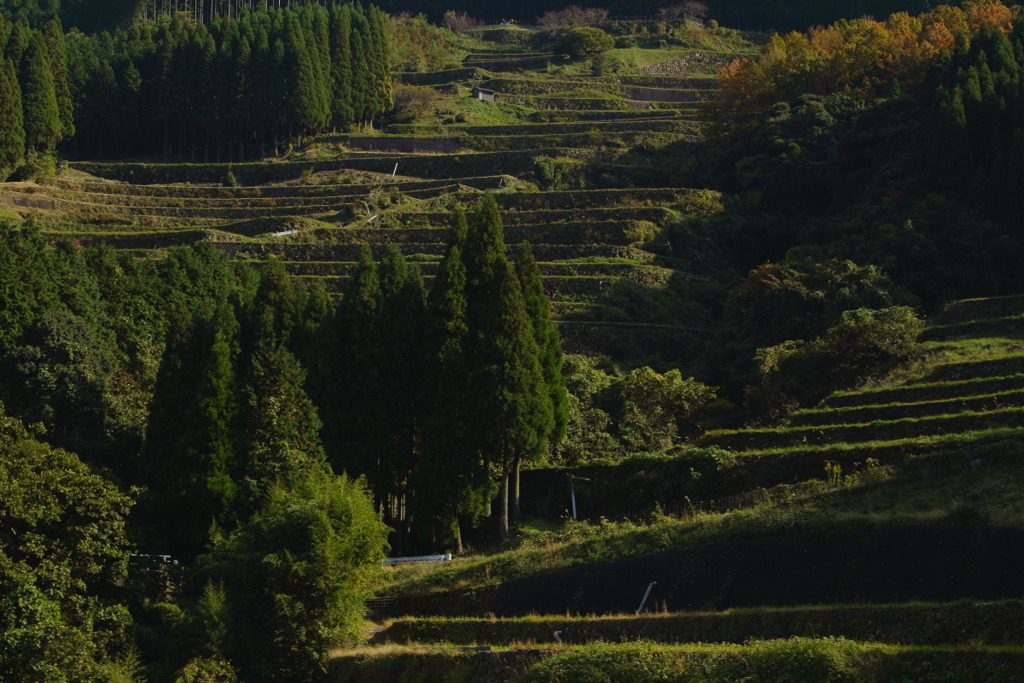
513 241 568 515
41 19 72 140
328 4 353 129
19 31 60 152
375 245 429 553
0 56 24 177
462 196 552 540
417 209 494 552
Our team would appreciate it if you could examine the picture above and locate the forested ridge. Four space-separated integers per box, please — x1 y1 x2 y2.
1 3 392 168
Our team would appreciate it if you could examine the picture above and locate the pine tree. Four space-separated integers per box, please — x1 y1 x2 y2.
0 56 25 178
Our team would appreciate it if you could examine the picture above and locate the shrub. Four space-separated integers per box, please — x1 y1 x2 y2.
389 84 439 123
537 4 608 27
533 156 587 191
559 26 615 58
442 10 481 33
750 306 924 417
482 27 532 44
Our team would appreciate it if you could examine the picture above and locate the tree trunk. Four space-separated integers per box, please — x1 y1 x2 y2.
452 517 463 554
512 458 521 519
499 471 509 541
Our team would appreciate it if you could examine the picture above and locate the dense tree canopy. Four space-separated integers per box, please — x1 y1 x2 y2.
65 4 391 160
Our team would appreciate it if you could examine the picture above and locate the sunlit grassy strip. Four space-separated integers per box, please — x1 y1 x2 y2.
532 109 694 122
327 641 1024 683
297 274 631 298
933 295 1024 324
386 119 692 136
41 174 508 197
380 600 1024 647
40 229 207 247
222 243 654 262
825 373 1024 409
380 442 1024 600
20 192 344 221
921 314 1024 341
30 186 375 209
453 130 696 152
699 406 1024 451
790 388 1024 426
718 425 1024 459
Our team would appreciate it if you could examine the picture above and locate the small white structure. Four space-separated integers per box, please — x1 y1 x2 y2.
472 86 497 102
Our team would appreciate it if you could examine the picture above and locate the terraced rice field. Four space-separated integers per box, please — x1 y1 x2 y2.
328 295 1024 680
0 44 731 345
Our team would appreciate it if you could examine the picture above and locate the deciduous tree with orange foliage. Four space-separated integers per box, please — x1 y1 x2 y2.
710 0 1013 126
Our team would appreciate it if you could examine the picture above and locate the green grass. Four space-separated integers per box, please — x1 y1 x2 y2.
377 439 1024 601
327 639 1024 682
381 600 1024 647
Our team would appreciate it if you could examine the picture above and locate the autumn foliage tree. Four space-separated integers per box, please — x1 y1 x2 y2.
710 0 1013 127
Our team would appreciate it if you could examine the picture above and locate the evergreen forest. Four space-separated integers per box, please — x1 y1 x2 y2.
4 0 1024 680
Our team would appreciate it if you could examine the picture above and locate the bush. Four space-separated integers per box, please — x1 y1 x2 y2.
750 306 924 417
559 26 615 58
481 27 531 44
533 26 614 59
533 156 587 191
537 4 608 27
389 84 439 123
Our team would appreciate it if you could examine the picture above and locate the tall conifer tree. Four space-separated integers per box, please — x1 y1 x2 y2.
20 31 60 152
0 56 24 178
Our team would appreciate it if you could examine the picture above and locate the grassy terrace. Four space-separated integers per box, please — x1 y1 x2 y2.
374 439 1024 607
377 601 1024 646
327 641 1024 683
371 300 1024 631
